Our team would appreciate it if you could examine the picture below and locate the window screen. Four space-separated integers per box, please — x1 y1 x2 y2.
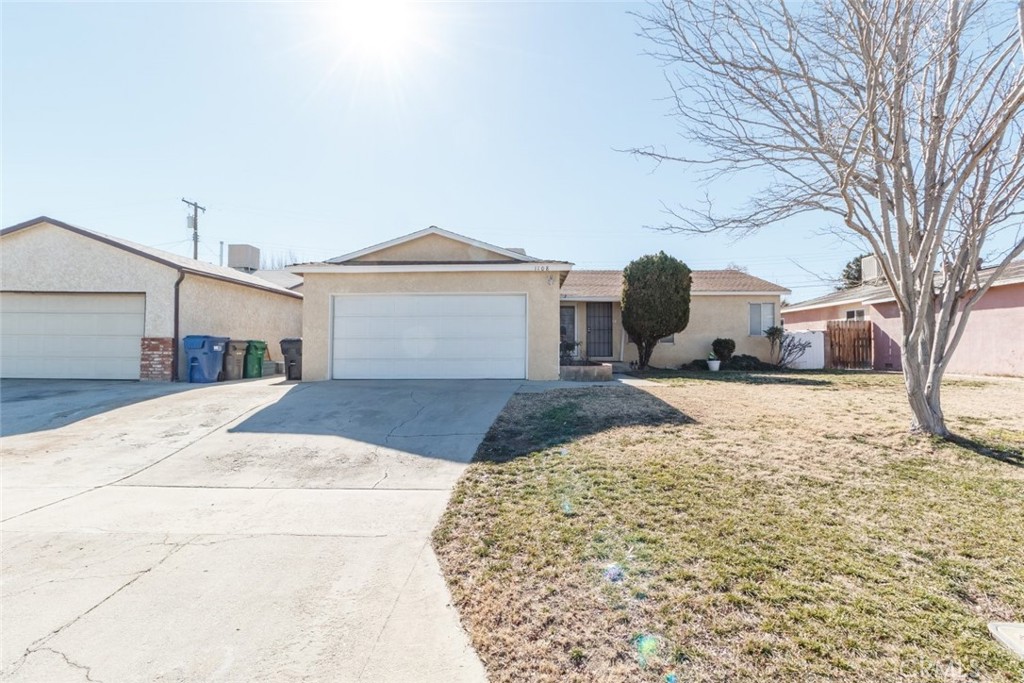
749 303 775 336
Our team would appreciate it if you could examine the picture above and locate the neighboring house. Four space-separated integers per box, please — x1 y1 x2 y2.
782 259 1024 376
559 270 790 366
293 226 572 380
0 217 302 381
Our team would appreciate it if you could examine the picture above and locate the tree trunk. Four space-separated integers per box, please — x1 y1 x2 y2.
901 346 949 437
637 340 656 370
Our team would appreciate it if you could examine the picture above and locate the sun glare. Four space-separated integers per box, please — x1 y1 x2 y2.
329 1 426 69
298 0 446 111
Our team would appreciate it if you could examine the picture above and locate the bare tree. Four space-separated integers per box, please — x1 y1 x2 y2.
633 0 1024 436
260 250 298 270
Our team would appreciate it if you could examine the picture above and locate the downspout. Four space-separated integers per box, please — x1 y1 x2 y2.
172 270 185 382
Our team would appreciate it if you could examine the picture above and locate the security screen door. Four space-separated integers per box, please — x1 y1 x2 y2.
586 302 613 358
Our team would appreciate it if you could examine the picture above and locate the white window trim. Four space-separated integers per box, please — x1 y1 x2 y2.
749 302 776 337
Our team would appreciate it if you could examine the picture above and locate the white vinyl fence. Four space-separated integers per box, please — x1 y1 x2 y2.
785 330 826 370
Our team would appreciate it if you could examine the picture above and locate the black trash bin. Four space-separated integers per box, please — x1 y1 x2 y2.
223 340 248 381
183 335 229 383
280 338 302 380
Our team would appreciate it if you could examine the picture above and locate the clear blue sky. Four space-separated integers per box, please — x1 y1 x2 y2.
2 1 863 300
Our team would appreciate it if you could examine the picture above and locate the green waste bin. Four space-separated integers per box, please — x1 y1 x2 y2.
244 340 268 378
223 340 248 381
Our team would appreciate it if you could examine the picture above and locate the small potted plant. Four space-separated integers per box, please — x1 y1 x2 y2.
707 352 721 372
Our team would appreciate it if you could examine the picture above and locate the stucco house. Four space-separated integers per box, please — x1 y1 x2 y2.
292 227 789 380
0 217 303 381
782 259 1024 376
559 269 790 366
294 227 572 380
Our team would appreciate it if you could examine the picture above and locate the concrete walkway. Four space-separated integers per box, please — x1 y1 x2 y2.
1 378 520 682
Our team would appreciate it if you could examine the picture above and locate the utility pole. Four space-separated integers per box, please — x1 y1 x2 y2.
219 241 224 266
181 198 206 260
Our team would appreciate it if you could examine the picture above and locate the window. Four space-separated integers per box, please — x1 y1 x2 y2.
559 306 576 341
845 309 865 321
749 303 775 336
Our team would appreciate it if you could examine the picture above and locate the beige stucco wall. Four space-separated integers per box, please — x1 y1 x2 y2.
351 233 513 263
302 270 561 380
178 275 302 380
0 221 178 337
564 294 780 366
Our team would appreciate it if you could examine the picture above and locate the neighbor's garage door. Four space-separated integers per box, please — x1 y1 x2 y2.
0 293 145 380
332 294 527 379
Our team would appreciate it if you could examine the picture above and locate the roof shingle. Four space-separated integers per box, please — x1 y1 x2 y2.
560 269 789 299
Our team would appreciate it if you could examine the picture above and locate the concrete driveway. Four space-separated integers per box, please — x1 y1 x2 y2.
2 378 518 682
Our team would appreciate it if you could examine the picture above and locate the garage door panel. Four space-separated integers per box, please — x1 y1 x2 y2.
0 293 144 380
396 337 440 359
332 294 527 379
391 296 428 317
333 337 399 360
475 316 527 338
332 316 396 340
464 338 526 359
334 296 383 317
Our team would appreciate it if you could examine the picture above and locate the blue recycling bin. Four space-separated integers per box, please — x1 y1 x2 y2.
183 335 229 383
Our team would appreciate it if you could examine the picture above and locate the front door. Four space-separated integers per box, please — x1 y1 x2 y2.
586 302 613 358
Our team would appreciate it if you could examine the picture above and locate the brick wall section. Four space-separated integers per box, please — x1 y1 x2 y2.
140 337 175 381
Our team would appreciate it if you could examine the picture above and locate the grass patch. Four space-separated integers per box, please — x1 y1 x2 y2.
434 374 1024 682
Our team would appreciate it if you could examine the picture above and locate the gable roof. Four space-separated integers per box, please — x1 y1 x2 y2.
1 216 302 299
252 269 304 290
780 283 890 313
560 269 790 300
782 259 1024 314
327 226 549 264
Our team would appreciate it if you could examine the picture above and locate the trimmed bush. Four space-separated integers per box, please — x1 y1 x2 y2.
711 338 736 362
622 252 693 370
725 354 775 371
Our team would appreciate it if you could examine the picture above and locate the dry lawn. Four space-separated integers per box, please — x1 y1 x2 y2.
433 371 1024 682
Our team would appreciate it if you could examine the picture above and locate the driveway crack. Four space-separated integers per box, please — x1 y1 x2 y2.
7 535 196 677
371 468 389 489
33 647 103 683
383 391 426 445
2 572 148 599
355 538 431 681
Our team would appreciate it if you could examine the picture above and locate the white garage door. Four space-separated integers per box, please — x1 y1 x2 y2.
332 294 527 379
0 293 145 380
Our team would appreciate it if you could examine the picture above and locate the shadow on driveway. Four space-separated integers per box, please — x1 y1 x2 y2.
0 379 224 437
227 379 521 463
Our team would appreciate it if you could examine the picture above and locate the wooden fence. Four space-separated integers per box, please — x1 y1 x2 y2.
826 320 873 369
